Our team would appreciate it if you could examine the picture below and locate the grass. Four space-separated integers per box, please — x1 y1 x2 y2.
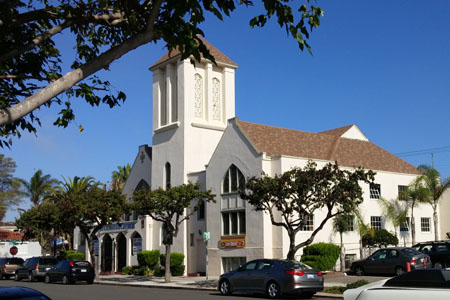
324 280 369 294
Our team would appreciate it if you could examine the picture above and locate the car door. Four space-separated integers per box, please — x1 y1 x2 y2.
230 260 259 291
386 249 401 274
252 260 273 292
365 249 388 274
51 261 65 282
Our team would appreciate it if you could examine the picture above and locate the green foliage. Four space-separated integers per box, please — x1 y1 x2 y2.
0 154 22 220
0 1 323 147
121 266 133 275
132 266 151 276
362 229 399 248
59 250 84 261
325 280 369 294
241 160 375 259
137 250 160 269
159 252 185 277
18 170 58 207
300 242 340 271
110 164 131 191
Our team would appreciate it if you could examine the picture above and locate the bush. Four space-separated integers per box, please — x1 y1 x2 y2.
158 252 185 276
300 243 340 271
122 266 133 275
325 280 369 294
132 266 151 276
58 250 85 261
346 280 369 289
138 250 160 269
362 229 398 248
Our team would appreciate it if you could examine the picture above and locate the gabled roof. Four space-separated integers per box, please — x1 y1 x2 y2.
150 36 238 69
318 125 354 137
235 119 420 175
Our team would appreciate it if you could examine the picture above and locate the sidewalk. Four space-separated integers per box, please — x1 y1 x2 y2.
95 272 389 298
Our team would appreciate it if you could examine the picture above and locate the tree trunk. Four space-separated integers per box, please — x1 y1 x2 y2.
286 232 296 260
86 238 97 275
340 232 345 272
411 207 416 246
433 208 439 241
164 244 172 283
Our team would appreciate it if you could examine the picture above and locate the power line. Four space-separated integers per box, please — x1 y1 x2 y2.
395 146 450 157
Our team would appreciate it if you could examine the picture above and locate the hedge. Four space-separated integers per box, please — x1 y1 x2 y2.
58 250 85 261
300 242 340 271
137 250 160 269
158 252 185 276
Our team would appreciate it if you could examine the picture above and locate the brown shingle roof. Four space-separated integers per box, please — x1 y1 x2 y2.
318 125 354 136
150 36 238 69
236 119 420 175
0 229 23 241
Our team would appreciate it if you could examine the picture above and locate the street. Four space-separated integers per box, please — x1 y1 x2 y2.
0 280 337 300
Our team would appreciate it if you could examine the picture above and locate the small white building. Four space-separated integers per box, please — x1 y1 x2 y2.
75 38 438 275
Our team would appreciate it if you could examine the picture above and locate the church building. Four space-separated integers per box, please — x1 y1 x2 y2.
74 38 435 276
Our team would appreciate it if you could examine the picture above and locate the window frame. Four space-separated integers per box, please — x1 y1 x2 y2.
222 210 246 236
300 215 314 232
370 216 382 230
421 217 431 232
369 183 381 199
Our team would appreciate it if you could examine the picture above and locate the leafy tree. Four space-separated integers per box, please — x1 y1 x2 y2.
378 197 408 236
0 0 323 147
57 186 128 274
132 182 215 282
354 209 373 259
110 164 131 191
418 165 450 241
18 169 58 206
240 161 375 260
333 214 353 271
362 229 398 248
0 154 22 219
400 177 430 245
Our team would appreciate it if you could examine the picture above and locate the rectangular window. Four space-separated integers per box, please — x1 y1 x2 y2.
198 202 205 220
222 210 246 236
400 217 410 232
222 257 246 273
421 217 431 232
301 215 314 231
160 80 167 126
190 233 194 247
370 183 381 199
371 216 382 230
398 185 408 200
345 215 354 231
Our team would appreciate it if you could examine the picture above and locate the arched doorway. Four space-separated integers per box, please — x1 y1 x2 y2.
116 233 127 271
101 234 113 272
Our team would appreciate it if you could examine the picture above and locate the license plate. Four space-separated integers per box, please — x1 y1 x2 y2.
307 274 314 279
46 268 50 270
81 269 87 273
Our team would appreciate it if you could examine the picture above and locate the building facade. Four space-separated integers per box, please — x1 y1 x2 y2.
75 38 438 275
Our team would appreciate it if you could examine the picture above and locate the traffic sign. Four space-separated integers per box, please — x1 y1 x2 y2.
10 246 18 256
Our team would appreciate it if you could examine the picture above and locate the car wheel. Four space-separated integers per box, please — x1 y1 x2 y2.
434 262 444 269
28 272 35 282
219 279 232 296
355 266 364 276
62 275 70 285
266 281 281 299
45 275 51 284
395 267 405 276
87 278 94 285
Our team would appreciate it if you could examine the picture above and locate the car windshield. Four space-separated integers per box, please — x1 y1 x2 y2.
401 248 422 256
279 260 311 269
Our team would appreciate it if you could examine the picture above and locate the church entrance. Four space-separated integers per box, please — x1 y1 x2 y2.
101 234 113 273
116 233 127 272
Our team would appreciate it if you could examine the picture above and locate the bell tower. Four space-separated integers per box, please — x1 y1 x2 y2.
149 37 238 188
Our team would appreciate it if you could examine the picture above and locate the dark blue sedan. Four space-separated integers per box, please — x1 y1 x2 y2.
45 260 94 285
0 286 51 299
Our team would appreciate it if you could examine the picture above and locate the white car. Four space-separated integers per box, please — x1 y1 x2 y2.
343 269 450 300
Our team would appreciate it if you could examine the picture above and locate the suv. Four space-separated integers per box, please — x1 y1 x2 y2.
413 241 450 269
15 256 58 282
0 257 24 279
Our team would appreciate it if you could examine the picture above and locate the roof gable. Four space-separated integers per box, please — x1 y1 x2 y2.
150 36 238 69
319 124 368 141
235 119 420 175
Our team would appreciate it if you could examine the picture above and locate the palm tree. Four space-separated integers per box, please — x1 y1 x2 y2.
355 210 373 259
333 214 353 271
110 164 131 191
401 176 430 245
18 170 58 206
379 197 408 236
418 165 450 241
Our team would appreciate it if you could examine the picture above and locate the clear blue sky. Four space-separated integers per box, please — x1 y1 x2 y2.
4 1 450 221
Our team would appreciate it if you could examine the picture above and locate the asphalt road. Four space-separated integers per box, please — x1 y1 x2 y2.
0 280 338 300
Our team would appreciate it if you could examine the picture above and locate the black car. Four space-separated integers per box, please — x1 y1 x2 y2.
45 260 94 284
0 257 24 279
0 286 51 299
350 247 430 276
413 241 450 269
15 256 58 282
218 259 323 299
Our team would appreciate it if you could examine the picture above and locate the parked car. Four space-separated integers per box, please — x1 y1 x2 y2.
350 247 430 276
413 240 450 269
0 286 51 299
45 260 94 285
344 269 450 300
15 256 58 282
0 257 24 279
218 259 323 299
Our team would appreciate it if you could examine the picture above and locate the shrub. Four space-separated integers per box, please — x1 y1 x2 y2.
159 252 185 276
325 280 369 294
362 229 398 248
122 266 133 275
346 280 369 289
300 242 340 271
132 266 151 276
138 250 160 269
58 250 85 261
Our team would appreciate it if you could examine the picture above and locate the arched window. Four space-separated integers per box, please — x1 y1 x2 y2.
222 164 245 194
165 162 171 189
131 232 142 256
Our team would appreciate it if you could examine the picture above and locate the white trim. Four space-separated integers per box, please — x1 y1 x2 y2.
154 122 180 133
191 122 226 131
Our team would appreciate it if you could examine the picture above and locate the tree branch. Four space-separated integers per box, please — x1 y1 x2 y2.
0 0 164 127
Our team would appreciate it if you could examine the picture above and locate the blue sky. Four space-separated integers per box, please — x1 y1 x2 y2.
4 1 450 221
